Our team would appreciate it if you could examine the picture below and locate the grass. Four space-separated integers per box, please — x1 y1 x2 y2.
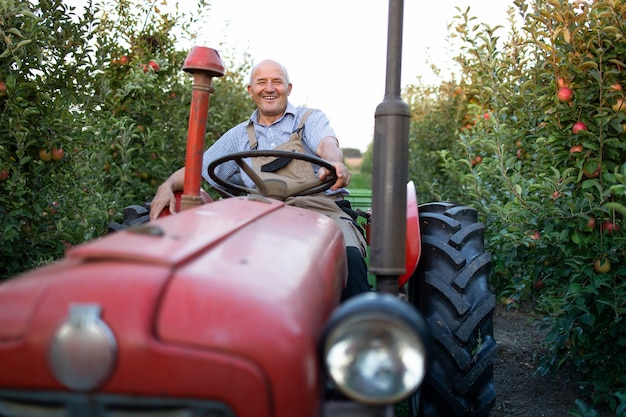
345 157 371 190
349 171 371 189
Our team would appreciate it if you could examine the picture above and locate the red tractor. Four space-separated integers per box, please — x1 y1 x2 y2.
0 1 496 416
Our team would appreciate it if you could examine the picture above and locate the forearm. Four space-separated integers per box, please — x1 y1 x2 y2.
316 136 343 163
159 167 185 192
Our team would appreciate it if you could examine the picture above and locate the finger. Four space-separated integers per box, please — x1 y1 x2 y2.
149 201 162 222
168 195 177 214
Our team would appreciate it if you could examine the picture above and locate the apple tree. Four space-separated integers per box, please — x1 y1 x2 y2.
0 0 254 279
0 0 97 277
404 0 625 412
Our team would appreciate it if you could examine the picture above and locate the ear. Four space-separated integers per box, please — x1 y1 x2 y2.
287 83 292 96
247 84 253 96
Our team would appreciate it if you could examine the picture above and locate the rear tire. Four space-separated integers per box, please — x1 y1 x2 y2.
408 202 496 417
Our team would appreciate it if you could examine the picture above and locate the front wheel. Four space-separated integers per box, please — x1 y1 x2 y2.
408 202 496 417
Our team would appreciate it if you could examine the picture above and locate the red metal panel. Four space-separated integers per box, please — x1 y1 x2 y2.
67 197 284 267
399 181 421 287
0 262 271 416
0 257 80 341
158 203 347 417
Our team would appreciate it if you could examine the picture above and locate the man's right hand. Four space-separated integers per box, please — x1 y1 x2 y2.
149 168 186 221
149 183 178 222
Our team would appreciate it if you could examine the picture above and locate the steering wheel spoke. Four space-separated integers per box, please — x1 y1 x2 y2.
207 150 337 200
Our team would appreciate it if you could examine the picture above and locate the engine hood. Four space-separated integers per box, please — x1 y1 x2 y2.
0 196 347 416
156 196 347 416
0 196 292 343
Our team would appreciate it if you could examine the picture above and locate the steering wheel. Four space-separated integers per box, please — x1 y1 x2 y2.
207 150 337 200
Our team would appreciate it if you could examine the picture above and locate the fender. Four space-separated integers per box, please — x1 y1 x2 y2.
399 181 420 287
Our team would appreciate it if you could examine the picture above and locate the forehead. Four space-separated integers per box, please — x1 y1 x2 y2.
252 63 286 81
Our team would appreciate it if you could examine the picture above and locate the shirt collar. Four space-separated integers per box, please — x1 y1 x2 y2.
250 102 297 126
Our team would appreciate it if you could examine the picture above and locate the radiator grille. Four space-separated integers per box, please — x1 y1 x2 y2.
0 391 233 417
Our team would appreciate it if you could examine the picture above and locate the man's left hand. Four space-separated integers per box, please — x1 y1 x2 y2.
319 162 350 190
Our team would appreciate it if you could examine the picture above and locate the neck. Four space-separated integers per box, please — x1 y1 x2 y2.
257 113 282 126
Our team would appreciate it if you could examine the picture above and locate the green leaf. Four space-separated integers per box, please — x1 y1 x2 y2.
603 202 626 217
6 28 24 37
15 39 32 50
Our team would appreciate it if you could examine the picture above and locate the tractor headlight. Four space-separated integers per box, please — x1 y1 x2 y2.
321 293 429 405
49 304 117 391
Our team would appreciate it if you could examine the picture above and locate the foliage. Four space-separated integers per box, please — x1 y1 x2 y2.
0 0 254 279
404 79 469 204
1 0 97 275
342 147 362 158
360 140 373 176
403 0 626 413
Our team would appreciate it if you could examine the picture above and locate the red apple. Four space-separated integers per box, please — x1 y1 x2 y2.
586 216 596 230
39 148 51 162
148 60 160 72
609 83 622 92
119 55 129 65
483 112 490 120
0 81 6 97
582 160 601 178
569 144 583 154
557 77 568 88
557 87 573 102
530 231 540 240
572 121 588 134
533 279 546 290
516 148 525 159
594 258 611 273
0 168 8 180
51 147 64 161
612 98 626 113
601 221 620 235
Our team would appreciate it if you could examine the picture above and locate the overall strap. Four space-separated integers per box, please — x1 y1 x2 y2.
292 108 315 138
246 108 316 150
246 120 258 150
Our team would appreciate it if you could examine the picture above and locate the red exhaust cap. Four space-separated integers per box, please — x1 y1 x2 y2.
183 46 225 77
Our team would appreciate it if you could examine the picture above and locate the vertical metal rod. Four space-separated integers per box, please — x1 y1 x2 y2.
370 0 410 293
179 46 224 211
181 72 213 210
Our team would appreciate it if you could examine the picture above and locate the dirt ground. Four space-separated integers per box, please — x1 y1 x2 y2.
492 304 613 417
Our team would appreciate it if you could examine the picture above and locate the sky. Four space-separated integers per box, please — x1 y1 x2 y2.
67 0 515 152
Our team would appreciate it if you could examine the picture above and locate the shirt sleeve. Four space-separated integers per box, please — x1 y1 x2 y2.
301 109 337 155
201 122 248 186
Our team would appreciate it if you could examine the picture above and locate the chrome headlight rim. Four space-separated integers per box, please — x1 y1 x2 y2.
48 303 117 392
320 293 430 405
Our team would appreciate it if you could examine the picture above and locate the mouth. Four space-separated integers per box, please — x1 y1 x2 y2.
263 96 277 101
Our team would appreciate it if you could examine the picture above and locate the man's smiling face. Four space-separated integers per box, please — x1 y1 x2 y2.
247 60 292 125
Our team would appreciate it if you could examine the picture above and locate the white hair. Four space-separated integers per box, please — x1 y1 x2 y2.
248 60 290 85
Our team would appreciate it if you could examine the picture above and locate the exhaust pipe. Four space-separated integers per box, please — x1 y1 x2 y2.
180 46 224 211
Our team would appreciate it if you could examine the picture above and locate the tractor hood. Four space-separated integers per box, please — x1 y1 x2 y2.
0 196 347 417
